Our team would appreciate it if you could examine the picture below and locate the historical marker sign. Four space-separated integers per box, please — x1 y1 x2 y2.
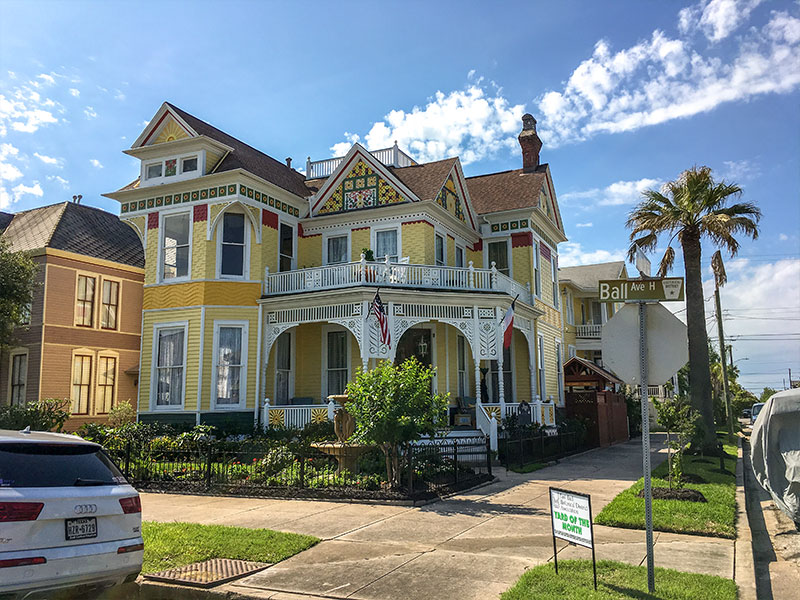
599 277 684 302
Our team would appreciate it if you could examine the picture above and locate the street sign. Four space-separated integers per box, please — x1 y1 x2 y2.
601 303 688 385
549 487 597 590
599 277 684 302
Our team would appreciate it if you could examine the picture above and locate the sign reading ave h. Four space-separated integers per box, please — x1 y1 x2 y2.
599 277 684 302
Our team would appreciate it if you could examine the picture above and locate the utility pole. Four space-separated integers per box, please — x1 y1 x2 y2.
711 252 733 435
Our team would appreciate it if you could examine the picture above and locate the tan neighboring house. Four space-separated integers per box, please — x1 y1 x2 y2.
0 202 144 430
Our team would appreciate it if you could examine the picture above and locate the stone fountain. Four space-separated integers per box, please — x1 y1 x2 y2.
311 394 370 474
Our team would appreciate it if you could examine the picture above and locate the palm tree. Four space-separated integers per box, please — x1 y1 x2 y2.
626 166 761 450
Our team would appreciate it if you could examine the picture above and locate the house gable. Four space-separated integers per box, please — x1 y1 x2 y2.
133 103 198 148
540 168 565 237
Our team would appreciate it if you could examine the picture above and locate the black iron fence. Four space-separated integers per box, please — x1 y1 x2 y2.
498 431 583 467
108 436 492 501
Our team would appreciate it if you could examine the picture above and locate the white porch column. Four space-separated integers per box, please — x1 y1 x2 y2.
497 345 506 418
474 359 482 404
530 361 537 404
362 357 369 372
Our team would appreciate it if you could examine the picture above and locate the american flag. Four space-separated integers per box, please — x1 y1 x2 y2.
371 290 391 347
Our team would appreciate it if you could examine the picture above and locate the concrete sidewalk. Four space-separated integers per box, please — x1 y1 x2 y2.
142 434 736 599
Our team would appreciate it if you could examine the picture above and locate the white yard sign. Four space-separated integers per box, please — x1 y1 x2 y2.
549 487 594 549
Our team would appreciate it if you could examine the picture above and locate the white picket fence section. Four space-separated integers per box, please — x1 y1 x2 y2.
261 399 336 429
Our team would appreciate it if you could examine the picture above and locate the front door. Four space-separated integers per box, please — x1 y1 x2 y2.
395 328 432 367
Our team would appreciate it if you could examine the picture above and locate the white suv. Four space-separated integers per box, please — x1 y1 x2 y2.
0 429 143 599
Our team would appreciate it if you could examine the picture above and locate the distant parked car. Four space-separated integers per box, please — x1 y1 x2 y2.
742 408 752 420
751 402 765 425
0 429 143 599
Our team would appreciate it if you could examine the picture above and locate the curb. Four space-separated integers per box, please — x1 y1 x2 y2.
735 435 757 600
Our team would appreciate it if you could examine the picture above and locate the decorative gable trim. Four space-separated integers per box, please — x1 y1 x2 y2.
133 103 197 148
449 160 479 232
310 144 419 215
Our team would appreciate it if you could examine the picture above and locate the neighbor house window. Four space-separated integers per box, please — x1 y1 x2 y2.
488 241 509 276
181 156 198 173
568 345 577 359
490 346 513 402
146 163 162 179
538 335 546 401
326 235 348 265
220 213 246 277
20 302 31 326
327 331 348 396
375 229 398 262
215 325 244 407
155 327 185 407
101 280 119 330
275 332 292 404
455 246 465 268
71 354 92 415
10 353 27 405
565 290 574 325
435 234 445 266
279 223 294 272
96 356 116 414
162 213 190 280
76 275 95 327
457 335 468 398
534 243 541 297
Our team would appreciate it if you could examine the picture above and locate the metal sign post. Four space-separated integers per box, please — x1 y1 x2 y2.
638 301 655 593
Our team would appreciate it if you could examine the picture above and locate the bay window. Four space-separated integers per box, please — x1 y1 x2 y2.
488 240 509 276
220 213 246 277
326 235 348 265
375 229 398 262
162 213 190 280
155 326 185 407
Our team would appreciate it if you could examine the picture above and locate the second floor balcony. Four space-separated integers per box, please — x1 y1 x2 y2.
262 257 533 304
576 323 603 338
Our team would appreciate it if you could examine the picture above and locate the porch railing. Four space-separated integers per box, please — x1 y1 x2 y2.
635 385 674 399
306 144 416 179
476 400 557 450
263 258 533 304
576 323 602 338
261 399 335 429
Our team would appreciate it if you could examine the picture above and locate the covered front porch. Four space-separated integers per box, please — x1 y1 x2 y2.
258 288 557 441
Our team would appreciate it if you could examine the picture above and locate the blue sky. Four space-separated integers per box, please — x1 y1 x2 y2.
1 0 798 394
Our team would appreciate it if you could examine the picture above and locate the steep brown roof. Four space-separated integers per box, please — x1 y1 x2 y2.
559 261 627 291
465 165 547 215
165 103 312 198
1 202 144 268
389 157 457 201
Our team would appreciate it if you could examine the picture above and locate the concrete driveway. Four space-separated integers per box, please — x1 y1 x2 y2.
142 434 735 600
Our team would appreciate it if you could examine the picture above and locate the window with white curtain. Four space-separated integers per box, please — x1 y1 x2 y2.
101 280 119 330
215 326 243 406
162 213 190 280
220 213 246 277
538 334 546 401
71 355 92 414
327 235 348 264
96 356 117 414
375 229 398 262
155 327 185 407
10 353 27 405
76 275 95 327
275 332 292 404
327 331 348 396
457 335 468 398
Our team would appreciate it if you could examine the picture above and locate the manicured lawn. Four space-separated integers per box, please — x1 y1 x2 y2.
508 462 548 474
141 521 319 574
501 559 737 600
594 438 737 538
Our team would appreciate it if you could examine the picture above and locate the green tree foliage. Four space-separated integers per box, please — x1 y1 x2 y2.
654 395 699 489
107 400 137 427
759 387 778 403
346 358 449 488
0 240 38 350
627 166 761 450
0 398 71 432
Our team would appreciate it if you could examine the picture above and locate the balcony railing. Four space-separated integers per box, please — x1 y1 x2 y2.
305 144 417 179
263 258 532 304
576 323 602 338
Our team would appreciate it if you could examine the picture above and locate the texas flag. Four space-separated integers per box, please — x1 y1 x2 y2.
501 299 515 349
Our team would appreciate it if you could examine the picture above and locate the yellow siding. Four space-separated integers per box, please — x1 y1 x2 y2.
123 215 146 243
143 281 261 309
294 323 322 400
140 308 202 412
262 224 278 273
192 219 210 280
298 235 322 269
144 224 159 285
205 149 223 174
401 221 434 264
200 307 259 410
466 247 482 269
514 331 532 403
446 236 455 267
351 228 370 260
538 321 561 404
512 244 533 289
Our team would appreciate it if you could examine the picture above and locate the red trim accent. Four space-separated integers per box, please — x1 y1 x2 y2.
140 111 170 146
193 204 207 222
452 167 478 230
471 240 483 252
545 173 562 230
447 234 455 241
540 242 552 261
297 222 304 237
401 219 433 227
262 209 278 229
352 226 370 231
147 213 158 230
511 232 533 248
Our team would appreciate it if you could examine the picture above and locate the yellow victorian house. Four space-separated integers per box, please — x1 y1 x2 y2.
105 104 567 438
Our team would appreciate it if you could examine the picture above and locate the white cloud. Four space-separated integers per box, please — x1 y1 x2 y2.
47 174 70 188
538 5 800 146
0 143 22 182
36 73 56 86
33 152 62 166
0 180 43 210
89 158 103 169
575 222 593 228
114 90 126 101
779 233 789 241
84 106 97 119
561 177 661 207
0 82 61 136
680 0 765 43
69 88 80 97
330 80 526 165
558 242 626 267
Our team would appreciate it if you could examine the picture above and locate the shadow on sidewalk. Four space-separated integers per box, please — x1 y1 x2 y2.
742 437 776 600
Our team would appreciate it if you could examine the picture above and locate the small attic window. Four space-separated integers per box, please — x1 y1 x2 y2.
146 163 163 179
182 157 198 173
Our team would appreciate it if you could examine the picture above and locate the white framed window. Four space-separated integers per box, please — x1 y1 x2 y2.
153 323 187 409
487 239 509 276
568 344 577 359
71 354 92 415
435 233 446 266
537 334 546 401
374 228 398 262
213 321 247 409
565 290 575 325
101 279 119 330
20 302 31 326
324 329 349 397
325 234 349 265
219 212 248 278
455 245 465 268
275 330 293 404
75 274 96 327
9 351 27 405
551 254 559 308
161 211 191 281
95 355 117 414
181 156 198 173
534 242 542 297
457 335 468 398
279 222 295 271
555 340 564 404
490 345 513 402
146 163 163 180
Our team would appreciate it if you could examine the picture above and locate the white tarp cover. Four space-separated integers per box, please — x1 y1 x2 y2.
750 388 800 523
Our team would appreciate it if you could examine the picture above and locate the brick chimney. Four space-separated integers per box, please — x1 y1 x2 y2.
518 114 542 173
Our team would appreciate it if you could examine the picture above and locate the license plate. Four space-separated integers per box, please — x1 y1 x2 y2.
65 517 97 541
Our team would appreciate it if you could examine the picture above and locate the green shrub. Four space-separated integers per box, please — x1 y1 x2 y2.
0 398 70 432
108 400 136 427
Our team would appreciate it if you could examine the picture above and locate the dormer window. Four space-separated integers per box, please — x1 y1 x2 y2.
182 157 198 173
140 152 203 186
146 163 163 179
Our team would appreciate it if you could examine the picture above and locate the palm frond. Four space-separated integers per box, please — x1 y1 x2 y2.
657 246 676 277
711 250 727 288
627 233 659 262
